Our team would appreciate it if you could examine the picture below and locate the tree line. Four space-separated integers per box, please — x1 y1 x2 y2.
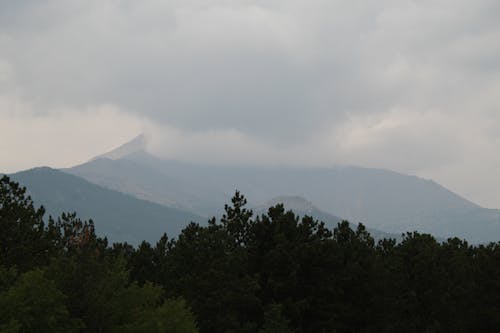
1 175 499 332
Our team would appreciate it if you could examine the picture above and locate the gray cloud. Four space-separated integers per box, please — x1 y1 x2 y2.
1 0 500 207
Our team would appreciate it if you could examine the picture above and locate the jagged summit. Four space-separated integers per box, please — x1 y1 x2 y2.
92 134 147 161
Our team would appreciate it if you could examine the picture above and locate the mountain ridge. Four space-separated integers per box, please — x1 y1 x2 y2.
256 195 400 241
62 135 500 243
10 167 204 244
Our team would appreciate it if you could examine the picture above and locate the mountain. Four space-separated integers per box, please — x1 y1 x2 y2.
92 133 147 161
10 167 204 245
66 153 230 214
257 196 343 224
63 136 500 243
257 196 400 241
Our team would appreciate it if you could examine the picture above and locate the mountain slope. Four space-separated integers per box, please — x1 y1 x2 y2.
10 167 204 244
64 136 500 243
257 196 400 241
67 152 235 214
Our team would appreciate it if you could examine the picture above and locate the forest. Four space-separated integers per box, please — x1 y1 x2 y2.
1 175 500 332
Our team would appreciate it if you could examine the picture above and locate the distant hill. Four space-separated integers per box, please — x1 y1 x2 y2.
256 196 343 224
10 167 204 244
64 136 500 243
256 196 400 241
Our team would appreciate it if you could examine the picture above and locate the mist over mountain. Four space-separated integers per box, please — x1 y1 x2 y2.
10 167 204 244
64 136 500 243
92 133 147 161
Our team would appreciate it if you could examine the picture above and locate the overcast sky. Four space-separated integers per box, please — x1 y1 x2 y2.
1 0 500 208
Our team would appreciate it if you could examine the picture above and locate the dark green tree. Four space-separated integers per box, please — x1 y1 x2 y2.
0 269 82 333
0 176 57 270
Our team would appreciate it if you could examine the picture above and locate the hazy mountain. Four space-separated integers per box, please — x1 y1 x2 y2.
10 167 204 244
64 136 500 243
91 133 147 161
257 196 400 241
257 196 343 224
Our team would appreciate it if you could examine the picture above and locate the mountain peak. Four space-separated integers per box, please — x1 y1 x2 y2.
92 134 147 161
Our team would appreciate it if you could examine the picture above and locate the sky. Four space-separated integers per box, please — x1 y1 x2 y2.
1 0 500 208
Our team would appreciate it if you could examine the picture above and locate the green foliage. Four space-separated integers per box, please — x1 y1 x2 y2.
160 221 261 333
156 192 500 332
0 269 82 333
258 303 294 333
47 247 198 332
2 177 500 332
0 176 56 270
117 297 198 333
0 177 199 333
221 191 253 246
0 266 17 292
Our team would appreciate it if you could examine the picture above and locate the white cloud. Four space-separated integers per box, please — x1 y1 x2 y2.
0 98 146 172
0 0 500 207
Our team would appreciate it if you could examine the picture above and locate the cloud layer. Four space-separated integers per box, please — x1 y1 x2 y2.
1 0 500 207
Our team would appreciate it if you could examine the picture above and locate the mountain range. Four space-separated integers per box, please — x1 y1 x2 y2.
63 135 500 243
8 134 500 243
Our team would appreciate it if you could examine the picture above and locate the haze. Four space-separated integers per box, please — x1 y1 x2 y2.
1 0 499 208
